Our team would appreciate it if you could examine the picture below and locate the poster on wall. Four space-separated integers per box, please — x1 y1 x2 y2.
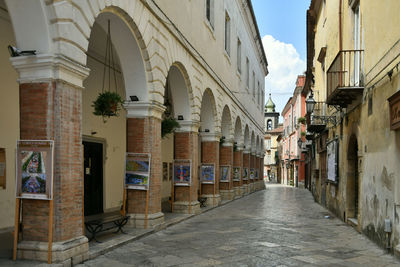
233 167 241 181
200 164 215 184
125 153 151 190
220 165 230 182
163 162 168 181
173 159 191 186
243 168 248 180
168 163 173 181
16 140 54 200
327 139 338 183
255 169 259 179
250 169 255 180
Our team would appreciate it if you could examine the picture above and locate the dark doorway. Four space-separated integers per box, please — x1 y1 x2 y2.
83 141 104 216
347 135 358 220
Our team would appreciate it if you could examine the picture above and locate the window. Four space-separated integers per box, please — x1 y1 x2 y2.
224 12 231 55
257 81 260 106
252 72 255 98
246 57 249 88
237 38 241 73
267 120 272 131
206 0 214 29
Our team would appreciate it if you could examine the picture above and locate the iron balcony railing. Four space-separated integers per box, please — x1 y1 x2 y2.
327 49 364 98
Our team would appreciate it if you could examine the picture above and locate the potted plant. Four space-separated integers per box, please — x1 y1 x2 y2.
298 117 306 125
162 117 180 138
92 91 124 121
301 131 306 137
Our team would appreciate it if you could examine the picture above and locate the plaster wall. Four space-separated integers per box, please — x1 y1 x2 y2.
0 6 18 230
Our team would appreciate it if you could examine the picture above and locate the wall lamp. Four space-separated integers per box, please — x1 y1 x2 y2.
8 45 36 57
130 95 139 101
306 91 337 125
204 129 210 132
177 115 184 120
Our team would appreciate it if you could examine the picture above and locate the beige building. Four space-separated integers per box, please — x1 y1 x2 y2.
0 0 267 264
305 0 400 256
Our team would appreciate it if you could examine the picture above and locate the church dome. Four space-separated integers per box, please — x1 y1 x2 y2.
265 94 275 112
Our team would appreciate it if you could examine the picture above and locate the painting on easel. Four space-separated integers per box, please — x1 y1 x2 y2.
16 140 54 200
200 164 215 184
125 153 151 190
173 159 191 186
233 167 241 181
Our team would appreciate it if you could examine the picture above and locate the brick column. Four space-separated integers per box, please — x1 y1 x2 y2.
173 121 200 214
242 150 250 194
125 102 165 228
233 144 244 198
260 155 266 189
250 152 256 192
12 55 90 264
200 133 221 207
255 153 260 190
219 140 234 201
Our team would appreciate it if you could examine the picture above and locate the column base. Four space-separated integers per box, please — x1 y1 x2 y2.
220 189 235 201
249 182 255 192
200 194 221 207
17 236 88 265
233 186 241 199
173 201 201 214
240 185 246 197
127 212 164 229
243 184 249 195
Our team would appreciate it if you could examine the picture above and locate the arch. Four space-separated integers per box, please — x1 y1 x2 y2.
89 11 148 101
256 136 260 154
234 117 243 145
200 88 218 133
221 105 233 140
167 63 193 121
346 134 359 220
244 125 250 149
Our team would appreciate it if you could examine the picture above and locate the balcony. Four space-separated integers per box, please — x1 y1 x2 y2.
307 102 326 133
326 50 364 107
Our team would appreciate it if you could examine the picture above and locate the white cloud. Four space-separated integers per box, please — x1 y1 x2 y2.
262 35 305 115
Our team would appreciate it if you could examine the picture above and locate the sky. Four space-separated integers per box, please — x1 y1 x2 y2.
252 0 310 118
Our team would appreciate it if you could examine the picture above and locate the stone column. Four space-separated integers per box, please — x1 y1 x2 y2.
219 139 234 201
200 133 221 207
125 102 165 228
242 149 250 194
233 144 244 198
11 55 90 264
173 121 200 214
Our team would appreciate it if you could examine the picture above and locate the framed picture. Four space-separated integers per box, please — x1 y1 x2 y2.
233 167 241 181
201 164 215 184
220 165 230 182
168 163 173 181
243 168 248 180
163 162 168 181
16 140 54 200
125 153 151 190
173 159 191 186
250 168 255 180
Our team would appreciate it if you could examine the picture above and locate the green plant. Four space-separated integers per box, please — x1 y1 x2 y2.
162 117 180 138
219 137 225 146
301 131 306 137
233 142 238 152
92 91 124 121
298 117 306 125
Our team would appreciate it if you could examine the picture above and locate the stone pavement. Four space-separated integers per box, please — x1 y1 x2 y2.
3 183 399 266
77 184 399 266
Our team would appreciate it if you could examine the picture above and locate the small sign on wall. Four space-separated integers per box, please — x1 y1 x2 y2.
388 90 400 130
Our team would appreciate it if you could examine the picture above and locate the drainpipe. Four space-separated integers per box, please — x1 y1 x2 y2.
339 0 343 51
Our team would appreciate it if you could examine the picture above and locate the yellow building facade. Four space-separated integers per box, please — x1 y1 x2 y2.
305 0 400 256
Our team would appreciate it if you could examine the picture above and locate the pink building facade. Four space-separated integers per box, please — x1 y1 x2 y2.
280 76 306 187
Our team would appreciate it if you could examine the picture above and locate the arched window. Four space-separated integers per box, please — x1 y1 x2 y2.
267 119 272 131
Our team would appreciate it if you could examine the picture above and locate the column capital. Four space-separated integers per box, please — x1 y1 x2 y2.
124 101 166 119
175 120 200 133
235 143 244 151
200 132 220 142
10 54 90 89
221 139 234 147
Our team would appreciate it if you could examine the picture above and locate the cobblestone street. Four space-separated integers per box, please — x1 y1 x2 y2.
77 184 399 266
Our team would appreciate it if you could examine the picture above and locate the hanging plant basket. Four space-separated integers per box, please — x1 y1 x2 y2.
162 117 180 138
298 117 307 125
92 91 124 120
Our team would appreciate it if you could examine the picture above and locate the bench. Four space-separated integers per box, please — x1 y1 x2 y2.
84 213 130 242
198 197 207 207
